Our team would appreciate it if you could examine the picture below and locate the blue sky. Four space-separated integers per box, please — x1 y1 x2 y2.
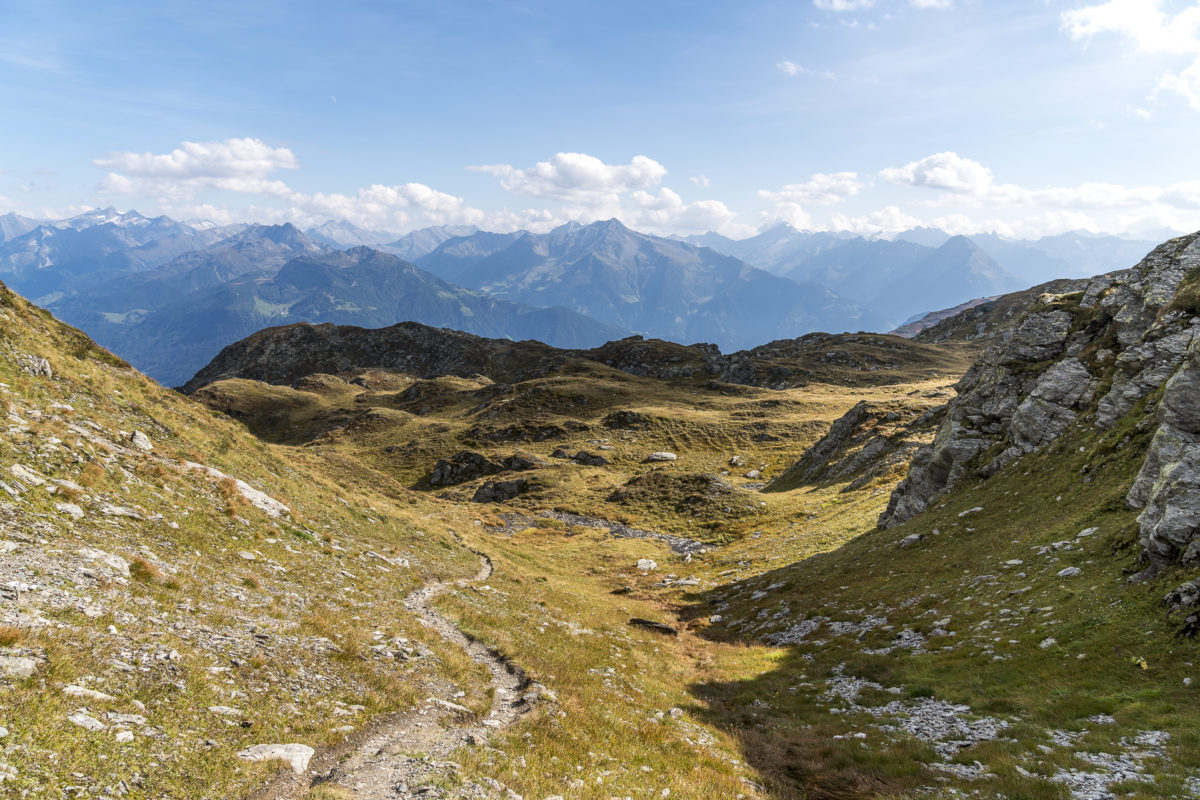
2 0 1200 238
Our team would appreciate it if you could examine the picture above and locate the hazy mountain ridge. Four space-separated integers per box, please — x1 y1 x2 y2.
417 218 883 350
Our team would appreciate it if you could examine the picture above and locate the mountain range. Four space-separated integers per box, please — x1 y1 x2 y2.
0 206 1169 389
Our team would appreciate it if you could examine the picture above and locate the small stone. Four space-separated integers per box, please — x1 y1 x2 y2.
897 533 922 548
67 712 106 732
63 684 118 702
236 743 315 774
729 455 745 467
129 431 154 452
1057 566 1082 578
208 706 242 716
78 547 131 577
115 730 134 743
744 469 761 479
238 550 256 561
636 559 657 571
644 451 677 463
55 503 84 519
1039 637 1057 649
0 656 38 679
9 464 44 486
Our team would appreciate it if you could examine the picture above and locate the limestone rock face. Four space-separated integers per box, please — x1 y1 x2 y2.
1127 330 1200 577
880 232 1200 583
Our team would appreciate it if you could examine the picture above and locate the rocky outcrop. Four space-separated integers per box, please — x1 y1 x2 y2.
881 234 1200 583
429 450 546 487
1128 330 1200 578
471 479 529 503
765 399 945 494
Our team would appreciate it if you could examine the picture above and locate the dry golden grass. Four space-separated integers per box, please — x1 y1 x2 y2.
0 625 26 647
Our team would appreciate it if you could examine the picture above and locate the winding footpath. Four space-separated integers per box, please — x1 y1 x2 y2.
249 551 532 800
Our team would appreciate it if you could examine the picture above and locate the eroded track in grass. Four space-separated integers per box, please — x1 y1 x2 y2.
248 551 533 800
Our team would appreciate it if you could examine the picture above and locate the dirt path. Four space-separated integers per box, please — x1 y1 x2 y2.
248 551 531 800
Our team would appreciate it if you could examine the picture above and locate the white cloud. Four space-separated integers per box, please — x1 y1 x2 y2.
94 138 298 200
1062 0 1200 110
628 188 738 234
96 137 489 233
879 152 994 194
909 0 952 8
689 174 711 188
827 205 921 236
761 202 813 230
470 152 667 206
759 171 863 205
814 0 875 10
777 60 804 76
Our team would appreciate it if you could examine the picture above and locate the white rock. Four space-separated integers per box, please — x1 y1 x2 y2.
1039 637 1057 649
55 503 84 520
98 503 140 519
644 451 677 463
0 726 7 738
182 462 289 518
208 705 242 716
106 712 146 725
744 469 762 479
1057 566 1081 578
78 547 131 577
958 507 984 517
129 431 154 452
897 534 923 548
237 743 314 774
636 558 657 571
426 697 472 714
63 684 117 702
9 464 44 486
238 550 256 561
67 712 106 732
115 730 134 743
0 656 38 679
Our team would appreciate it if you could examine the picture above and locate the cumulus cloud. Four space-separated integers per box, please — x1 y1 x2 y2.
470 152 667 205
628 188 738 234
759 171 863 205
879 152 994 195
94 138 298 200
814 0 875 10
827 205 922 236
689 174 711 188
96 137 488 232
472 151 749 236
1063 0 1200 109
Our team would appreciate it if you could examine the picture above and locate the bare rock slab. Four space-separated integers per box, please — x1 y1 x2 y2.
236 743 314 774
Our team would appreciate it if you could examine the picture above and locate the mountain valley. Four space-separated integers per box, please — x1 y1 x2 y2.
1 228 1200 798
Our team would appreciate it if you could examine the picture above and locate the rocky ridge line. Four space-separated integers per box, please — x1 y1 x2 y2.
879 232 1200 586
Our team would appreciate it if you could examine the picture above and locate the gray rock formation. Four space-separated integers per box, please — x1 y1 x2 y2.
881 233 1200 584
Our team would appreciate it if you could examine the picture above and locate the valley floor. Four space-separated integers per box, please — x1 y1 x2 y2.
4 278 1200 800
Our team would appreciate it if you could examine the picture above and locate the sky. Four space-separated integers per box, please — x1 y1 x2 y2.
2 0 1200 240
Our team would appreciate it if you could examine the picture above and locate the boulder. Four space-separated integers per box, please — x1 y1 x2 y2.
236 743 315 774
629 618 678 636
471 479 529 503
430 451 503 487
644 451 677 463
572 451 610 467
